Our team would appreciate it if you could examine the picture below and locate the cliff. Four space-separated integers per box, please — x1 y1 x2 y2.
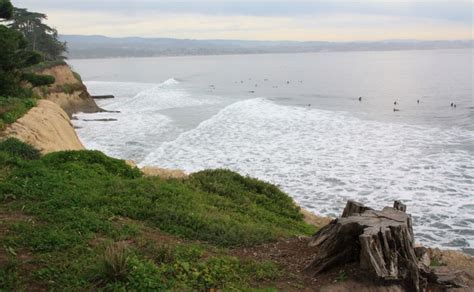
1 100 84 154
0 63 98 153
32 63 102 117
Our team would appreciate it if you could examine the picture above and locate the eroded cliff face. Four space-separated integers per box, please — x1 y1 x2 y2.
34 64 101 117
1 100 84 154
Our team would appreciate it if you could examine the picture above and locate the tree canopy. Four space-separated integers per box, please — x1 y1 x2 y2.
0 0 13 19
0 1 55 96
9 8 67 61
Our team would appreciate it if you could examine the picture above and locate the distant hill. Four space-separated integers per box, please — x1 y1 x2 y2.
60 35 473 59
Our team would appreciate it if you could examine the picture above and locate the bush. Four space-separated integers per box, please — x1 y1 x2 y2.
0 138 40 160
21 73 55 87
190 169 304 221
61 84 74 94
25 60 67 72
0 96 36 125
41 150 142 179
0 147 314 289
100 243 131 282
17 50 44 68
72 71 82 82
58 83 83 95
0 261 20 291
0 0 14 19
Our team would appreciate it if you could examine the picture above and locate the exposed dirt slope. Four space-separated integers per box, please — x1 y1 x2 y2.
1 100 84 153
34 64 101 117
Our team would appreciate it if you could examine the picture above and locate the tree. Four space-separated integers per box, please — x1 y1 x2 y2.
0 0 13 19
0 0 24 95
9 8 67 61
0 1 54 96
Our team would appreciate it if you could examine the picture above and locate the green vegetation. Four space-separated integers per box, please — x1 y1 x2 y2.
72 71 82 82
0 25 34 97
25 60 67 72
335 270 348 282
0 137 40 160
0 0 51 97
0 0 62 99
0 139 315 290
9 8 67 61
430 258 446 267
0 96 36 130
59 83 83 95
0 0 13 19
21 72 55 87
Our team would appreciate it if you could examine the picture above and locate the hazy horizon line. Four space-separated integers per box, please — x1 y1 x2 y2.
62 34 474 43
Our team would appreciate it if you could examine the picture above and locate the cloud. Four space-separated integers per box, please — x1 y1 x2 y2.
13 0 473 22
11 0 473 41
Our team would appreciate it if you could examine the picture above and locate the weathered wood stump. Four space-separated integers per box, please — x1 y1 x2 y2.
305 200 422 291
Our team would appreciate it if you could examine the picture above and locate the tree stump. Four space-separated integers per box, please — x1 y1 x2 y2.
305 200 422 291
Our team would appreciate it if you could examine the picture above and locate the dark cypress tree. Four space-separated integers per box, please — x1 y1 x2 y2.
10 8 67 61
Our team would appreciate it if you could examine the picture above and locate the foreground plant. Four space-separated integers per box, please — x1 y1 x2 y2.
0 139 314 290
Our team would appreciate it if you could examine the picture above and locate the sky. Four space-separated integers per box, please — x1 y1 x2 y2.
12 0 473 41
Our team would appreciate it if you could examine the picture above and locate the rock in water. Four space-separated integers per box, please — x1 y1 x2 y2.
305 200 422 291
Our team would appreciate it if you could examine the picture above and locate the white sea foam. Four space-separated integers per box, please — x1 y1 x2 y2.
74 79 217 161
84 81 157 98
141 98 474 250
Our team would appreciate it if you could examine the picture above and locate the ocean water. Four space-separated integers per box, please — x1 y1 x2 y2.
69 49 474 254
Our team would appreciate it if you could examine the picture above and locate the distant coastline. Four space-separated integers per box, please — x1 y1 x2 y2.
61 34 473 59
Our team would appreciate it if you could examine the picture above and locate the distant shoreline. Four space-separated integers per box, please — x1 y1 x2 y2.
62 34 472 60
66 46 472 60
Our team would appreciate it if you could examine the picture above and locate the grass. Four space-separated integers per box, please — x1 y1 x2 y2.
57 83 84 95
72 71 82 82
0 139 316 290
430 258 446 267
24 60 68 73
0 138 40 160
335 270 348 282
0 96 37 130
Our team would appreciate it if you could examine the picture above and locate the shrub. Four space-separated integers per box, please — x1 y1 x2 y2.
17 50 44 68
0 148 314 289
0 260 20 291
190 169 304 221
72 71 82 82
0 138 40 160
58 83 83 95
38 85 50 96
21 73 55 87
0 0 14 19
41 150 142 179
25 60 67 72
0 96 36 125
100 243 131 282
61 83 74 94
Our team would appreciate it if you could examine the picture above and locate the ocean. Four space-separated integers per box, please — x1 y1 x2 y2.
69 49 474 254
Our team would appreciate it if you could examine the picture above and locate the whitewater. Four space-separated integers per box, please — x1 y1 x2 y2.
70 50 474 254
73 77 473 254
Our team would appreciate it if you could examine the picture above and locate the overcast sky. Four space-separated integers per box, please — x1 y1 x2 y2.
12 0 473 41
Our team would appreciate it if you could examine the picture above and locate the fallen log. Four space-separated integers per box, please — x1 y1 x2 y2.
92 95 115 99
305 200 421 291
